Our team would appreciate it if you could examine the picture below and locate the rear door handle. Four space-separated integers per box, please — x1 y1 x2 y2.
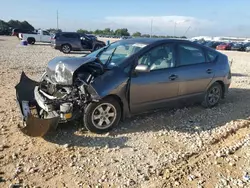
206 69 213 74
169 74 178 80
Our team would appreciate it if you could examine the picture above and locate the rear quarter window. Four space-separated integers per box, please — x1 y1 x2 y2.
178 44 206 66
207 50 218 62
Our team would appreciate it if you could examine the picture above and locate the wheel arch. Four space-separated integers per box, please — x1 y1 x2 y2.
102 94 124 120
27 37 35 41
215 80 225 98
207 80 225 98
61 43 72 48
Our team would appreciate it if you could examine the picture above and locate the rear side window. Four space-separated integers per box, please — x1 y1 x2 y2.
62 33 79 38
207 50 218 62
178 44 206 66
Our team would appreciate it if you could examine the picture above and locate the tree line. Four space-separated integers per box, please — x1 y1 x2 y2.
77 28 187 38
0 19 187 38
0 19 34 35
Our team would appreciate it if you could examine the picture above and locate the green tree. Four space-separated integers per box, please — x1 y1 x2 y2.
47 28 62 34
132 31 141 37
115 28 130 36
20 21 34 30
94 29 103 35
8 20 34 30
77 29 90 34
0 20 11 35
141 34 150 38
103 28 110 35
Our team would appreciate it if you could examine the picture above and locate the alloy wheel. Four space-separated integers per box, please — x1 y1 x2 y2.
208 86 221 105
91 103 117 129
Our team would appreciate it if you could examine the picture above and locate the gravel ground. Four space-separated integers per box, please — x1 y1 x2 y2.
1 36 250 188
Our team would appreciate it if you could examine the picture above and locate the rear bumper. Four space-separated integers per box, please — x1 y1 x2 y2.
50 43 60 50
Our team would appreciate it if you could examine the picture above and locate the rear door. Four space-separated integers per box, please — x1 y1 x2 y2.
61 33 81 49
175 43 215 97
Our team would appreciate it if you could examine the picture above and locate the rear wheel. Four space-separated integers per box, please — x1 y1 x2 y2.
61 44 71 53
202 82 222 108
83 97 121 134
27 38 35 44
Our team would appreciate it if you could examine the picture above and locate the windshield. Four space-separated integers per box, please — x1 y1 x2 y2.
86 40 148 67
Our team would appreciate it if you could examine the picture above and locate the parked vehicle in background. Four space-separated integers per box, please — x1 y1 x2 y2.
18 29 51 44
211 42 223 49
15 38 231 136
51 32 106 53
121 36 132 39
12 28 36 38
245 45 250 52
216 42 233 50
86 34 97 40
238 43 250 51
231 43 244 51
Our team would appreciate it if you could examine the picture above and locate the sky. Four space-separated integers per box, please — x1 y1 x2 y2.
1 0 250 37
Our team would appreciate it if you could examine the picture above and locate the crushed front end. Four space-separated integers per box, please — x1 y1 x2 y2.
15 56 103 137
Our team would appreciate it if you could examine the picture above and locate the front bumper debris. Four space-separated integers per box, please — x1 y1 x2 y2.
15 72 60 137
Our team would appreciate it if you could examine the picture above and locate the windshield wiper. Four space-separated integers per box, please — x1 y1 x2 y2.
105 47 117 66
96 45 110 58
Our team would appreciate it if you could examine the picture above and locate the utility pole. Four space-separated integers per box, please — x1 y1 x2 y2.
150 19 153 38
174 22 176 37
57 10 59 30
183 26 191 37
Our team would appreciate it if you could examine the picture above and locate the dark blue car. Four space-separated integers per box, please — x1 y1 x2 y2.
15 38 232 136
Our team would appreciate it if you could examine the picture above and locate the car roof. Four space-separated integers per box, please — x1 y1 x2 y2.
120 38 189 45
60 32 78 34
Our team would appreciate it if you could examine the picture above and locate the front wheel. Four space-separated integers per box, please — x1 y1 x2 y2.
202 82 222 108
83 97 121 133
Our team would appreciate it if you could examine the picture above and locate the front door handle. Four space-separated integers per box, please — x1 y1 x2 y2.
206 69 213 74
169 74 178 80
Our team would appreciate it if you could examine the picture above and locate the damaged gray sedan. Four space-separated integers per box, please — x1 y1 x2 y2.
15 38 231 137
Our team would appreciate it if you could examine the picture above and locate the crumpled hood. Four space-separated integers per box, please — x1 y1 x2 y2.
46 56 97 85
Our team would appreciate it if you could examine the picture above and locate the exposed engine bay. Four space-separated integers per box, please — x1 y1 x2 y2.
15 56 105 137
37 61 104 121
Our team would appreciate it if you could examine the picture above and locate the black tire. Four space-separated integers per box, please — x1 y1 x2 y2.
202 82 222 108
27 38 35 44
61 44 71 53
83 97 121 134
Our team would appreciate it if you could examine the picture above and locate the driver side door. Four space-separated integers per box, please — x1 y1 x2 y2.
129 43 180 114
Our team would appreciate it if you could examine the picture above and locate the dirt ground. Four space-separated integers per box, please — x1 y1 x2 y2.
1 36 250 188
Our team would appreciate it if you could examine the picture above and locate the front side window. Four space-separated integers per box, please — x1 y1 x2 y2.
178 44 206 66
138 44 174 70
42 31 50 35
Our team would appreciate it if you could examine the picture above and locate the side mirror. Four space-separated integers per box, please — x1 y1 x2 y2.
134 64 150 73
